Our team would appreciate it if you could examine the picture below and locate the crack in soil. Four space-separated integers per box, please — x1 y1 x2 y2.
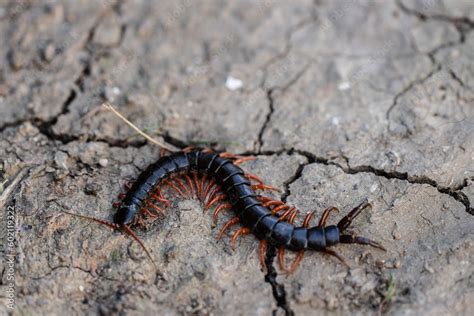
264 245 294 316
293 149 473 216
396 0 474 43
281 156 310 204
385 63 441 130
255 14 316 153
257 89 275 152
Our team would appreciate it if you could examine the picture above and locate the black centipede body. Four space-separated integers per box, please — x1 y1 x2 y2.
115 150 343 252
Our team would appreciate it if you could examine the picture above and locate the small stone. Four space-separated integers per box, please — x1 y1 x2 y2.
104 86 121 102
225 76 243 90
84 182 101 195
370 183 379 193
392 226 401 240
98 158 108 167
338 81 351 90
375 259 385 268
424 262 434 274
45 166 55 173
42 43 56 62
54 151 70 170
393 259 401 269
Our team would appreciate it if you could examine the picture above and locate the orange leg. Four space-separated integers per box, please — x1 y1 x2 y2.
287 251 305 274
257 196 272 203
141 207 159 218
150 192 171 207
213 203 232 224
259 240 267 271
288 209 299 224
245 173 265 184
234 157 256 165
323 249 349 267
193 173 202 199
230 227 250 250
206 185 221 204
198 175 207 201
206 194 226 209
146 201 164 215
318 207 339 227
202 178 216 202
271 204 290 216
263 200 285 208
217 217 240 240
182 146 195 153
277 247 288 272
173 176 189 196
218 152 249 159
163 180 186 197
201 148 214 153
302 211 316 228
279 207 296 222
251 184 280 193
184 174 195 198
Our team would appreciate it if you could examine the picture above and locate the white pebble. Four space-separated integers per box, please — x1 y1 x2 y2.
99 158 109 167
338 81 351 91
225 76 243 91
370 183 379 193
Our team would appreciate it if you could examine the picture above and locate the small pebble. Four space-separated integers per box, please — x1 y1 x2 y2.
54 151 70 170
225 76 243 90
84 182 101 195
392 227 401 240
375 259 385 268
99 158 109 167
424 262 434 274
43 43 56 62
393 259 401 269
337 81 351 91
45 166 55 173
79 285 84 292
104 86 121 102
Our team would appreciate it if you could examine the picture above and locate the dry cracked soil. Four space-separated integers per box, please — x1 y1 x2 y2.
0 1 473 315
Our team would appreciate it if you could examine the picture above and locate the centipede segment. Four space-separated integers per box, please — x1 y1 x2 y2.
67 150 385 273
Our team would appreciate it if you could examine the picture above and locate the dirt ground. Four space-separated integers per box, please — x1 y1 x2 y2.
0 1 473 315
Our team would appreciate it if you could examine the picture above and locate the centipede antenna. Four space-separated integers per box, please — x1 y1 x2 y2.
60 210 119 230
102 102 178 152
121 224 157 269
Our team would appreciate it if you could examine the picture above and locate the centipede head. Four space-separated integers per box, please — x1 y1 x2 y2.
113 203 139 225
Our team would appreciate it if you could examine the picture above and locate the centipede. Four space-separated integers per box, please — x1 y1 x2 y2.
65 148 386 273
